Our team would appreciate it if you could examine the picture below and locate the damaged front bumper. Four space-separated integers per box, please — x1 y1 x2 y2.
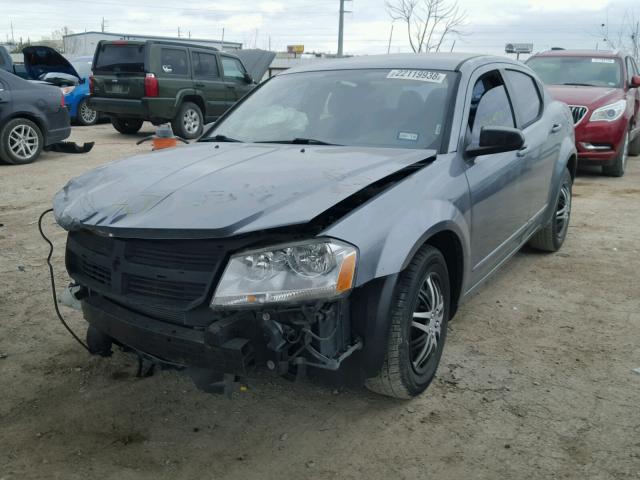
82 293 362 378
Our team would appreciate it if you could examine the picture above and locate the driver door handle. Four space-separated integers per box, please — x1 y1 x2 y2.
551 123 563 133
195 83 205 87
516 145 529 157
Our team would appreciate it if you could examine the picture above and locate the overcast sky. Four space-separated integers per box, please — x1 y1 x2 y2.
2 0 638 56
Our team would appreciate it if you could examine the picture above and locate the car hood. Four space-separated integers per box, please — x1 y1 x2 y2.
546 85 624 108
23 46 80 82
53 143 435 238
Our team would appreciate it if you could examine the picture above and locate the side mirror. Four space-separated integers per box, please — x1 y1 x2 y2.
631 75 640 88
243 72 254 84
466 126 525 157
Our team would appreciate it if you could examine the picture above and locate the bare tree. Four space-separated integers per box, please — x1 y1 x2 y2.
386 0 466 53
598 9 639 60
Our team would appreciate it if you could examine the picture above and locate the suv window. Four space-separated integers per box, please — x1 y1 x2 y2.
94 44 145 73
160 48 188 76
221 57 246 81
468 71 515 147
192 52 219 78
505 70 542 127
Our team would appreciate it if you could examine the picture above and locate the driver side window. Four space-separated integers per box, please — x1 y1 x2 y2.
468 71 515 147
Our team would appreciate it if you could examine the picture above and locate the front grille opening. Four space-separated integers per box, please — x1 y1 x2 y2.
126 274 207 303
69 253 111 285
568 105 588 125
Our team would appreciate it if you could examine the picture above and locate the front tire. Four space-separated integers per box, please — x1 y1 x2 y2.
629 129 640 156
0 118 44 165
602 130 628 177
528 168 572 252
172 102 203 139
365 245 450 399
111 117 143 135
76 98 98 126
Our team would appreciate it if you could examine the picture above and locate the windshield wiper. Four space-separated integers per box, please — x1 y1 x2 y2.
200 134 243 143
561 82 598 87
256 138 340 146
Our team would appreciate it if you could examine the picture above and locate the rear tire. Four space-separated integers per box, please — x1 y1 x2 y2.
365 245 450 399
629 129 640 156
172 102 203 139
602 130 628 177
0 118 44 165
528 168 572 252
111 117 143 135
76 98 98 126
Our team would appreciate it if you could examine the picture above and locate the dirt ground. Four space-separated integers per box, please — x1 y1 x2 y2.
1 123 639 480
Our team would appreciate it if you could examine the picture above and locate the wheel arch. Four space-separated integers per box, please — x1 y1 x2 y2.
0 112 46 142
179 94 205 117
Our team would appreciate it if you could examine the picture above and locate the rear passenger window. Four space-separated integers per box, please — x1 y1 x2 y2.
221 57 246 80
505 70 542 127
468 71 515 147
160 48 188 76
192 52 219 78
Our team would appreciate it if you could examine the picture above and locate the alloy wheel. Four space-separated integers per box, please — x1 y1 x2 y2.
80 102 97 124
8 124 39 161
410 272 444 375
555 181 571 240
183 108 200 135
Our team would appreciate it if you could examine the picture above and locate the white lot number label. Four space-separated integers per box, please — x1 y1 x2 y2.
387 69 446 83
592 58 615 64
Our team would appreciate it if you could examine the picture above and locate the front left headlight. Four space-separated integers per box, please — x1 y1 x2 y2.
61 86 76 95
211 239 357 308
590 100 626 122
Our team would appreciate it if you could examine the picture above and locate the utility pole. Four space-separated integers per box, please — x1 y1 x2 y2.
101 17 105 33
387 22 394 54
632 21 639 61
10 20 15 43
178 27 181 38
337 0 351 57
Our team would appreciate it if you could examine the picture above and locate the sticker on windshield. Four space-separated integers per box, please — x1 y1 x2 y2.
591 58 615 64
387 69 446 83
398 131 419 141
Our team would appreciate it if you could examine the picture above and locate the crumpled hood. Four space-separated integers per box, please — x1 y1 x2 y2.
546 85 623 109
53 143 435 238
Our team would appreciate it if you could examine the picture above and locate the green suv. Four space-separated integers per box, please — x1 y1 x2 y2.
89 40 255 138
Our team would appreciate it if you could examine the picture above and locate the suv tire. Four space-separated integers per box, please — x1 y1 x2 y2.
529 168 572 252
111 117 144 135
603 130 628 177
0 118 44 165
172 102 203 139
365 245 450 399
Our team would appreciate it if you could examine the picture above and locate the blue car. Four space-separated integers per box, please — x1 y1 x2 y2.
63 56 98 126
18 47 98 126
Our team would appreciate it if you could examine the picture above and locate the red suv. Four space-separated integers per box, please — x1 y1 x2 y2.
527 50 640 176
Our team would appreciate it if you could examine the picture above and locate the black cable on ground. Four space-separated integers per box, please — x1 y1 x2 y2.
38 208 90 352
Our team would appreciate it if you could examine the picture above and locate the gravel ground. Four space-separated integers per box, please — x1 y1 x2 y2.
1 123 639 480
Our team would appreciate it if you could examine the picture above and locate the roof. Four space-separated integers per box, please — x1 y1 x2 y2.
282 52 520 74
63 31 242 48
532 49 622 58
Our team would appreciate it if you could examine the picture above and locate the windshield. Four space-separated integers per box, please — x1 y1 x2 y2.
94 44 145 73
207 68 455 150
71 59 92 78
527 56 623 88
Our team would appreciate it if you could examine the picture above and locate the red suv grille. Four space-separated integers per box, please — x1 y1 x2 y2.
568 105 588 125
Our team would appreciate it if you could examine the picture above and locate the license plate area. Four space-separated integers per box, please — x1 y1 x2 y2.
108 83 129 94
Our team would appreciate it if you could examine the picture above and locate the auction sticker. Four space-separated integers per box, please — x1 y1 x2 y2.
387 69 446 83
591 58 615 63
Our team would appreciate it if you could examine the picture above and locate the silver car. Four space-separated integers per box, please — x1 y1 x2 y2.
53 53 576 398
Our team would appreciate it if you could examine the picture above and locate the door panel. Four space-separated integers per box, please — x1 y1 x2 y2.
504 69 556 221
156 46 192 102
463 72 530 285
221 56 252 108
191 50 228 120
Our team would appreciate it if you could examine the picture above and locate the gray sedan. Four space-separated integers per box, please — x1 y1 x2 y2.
53 53 576 398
